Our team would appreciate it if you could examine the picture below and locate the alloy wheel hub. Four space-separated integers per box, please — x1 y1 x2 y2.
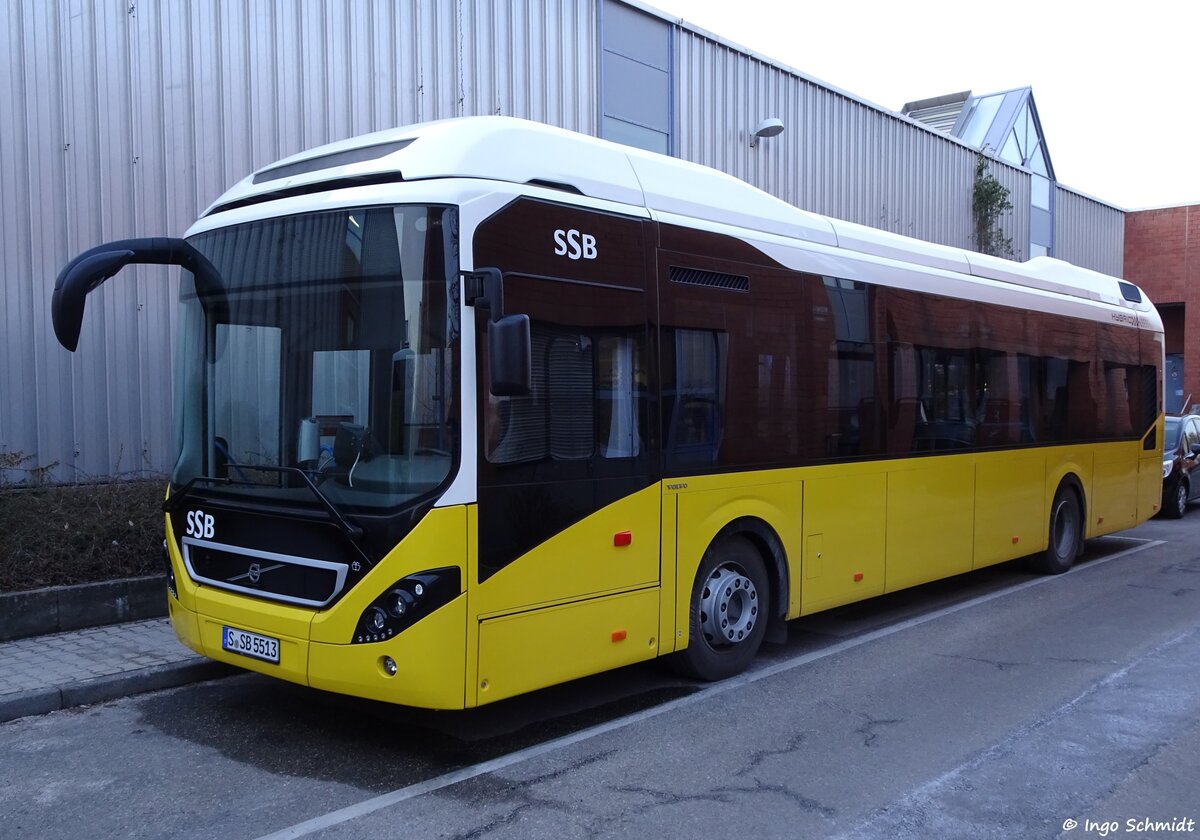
699 565 758 646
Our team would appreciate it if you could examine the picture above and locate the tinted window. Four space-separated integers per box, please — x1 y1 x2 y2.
1165 418 1182 453
1186 419 1200 453
659 253 807 473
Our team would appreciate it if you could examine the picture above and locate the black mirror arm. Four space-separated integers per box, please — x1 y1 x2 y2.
461 267 505 323
52 237 225 351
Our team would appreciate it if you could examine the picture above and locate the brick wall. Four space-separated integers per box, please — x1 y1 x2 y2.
1125 204 1198 408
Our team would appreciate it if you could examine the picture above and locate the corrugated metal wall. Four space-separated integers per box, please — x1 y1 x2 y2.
1053 186 1125 275
673 28 1028 256
0 0 596 484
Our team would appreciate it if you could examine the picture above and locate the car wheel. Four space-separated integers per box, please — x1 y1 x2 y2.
1175 480 1189 518
672 536 769 681
1029 485 1082 575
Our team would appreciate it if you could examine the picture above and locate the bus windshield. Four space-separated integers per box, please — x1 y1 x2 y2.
171 205 460 512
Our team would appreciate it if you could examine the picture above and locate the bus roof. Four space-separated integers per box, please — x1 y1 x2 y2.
206 115 1150 314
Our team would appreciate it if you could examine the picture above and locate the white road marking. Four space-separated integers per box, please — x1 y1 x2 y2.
254 537 1163 840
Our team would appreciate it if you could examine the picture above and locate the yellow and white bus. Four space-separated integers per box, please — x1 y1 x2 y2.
52 117 1163 708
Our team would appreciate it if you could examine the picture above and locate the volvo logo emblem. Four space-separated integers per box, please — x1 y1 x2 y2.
227 561 285 585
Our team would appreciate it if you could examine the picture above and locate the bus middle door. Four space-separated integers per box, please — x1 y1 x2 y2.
470 199 660 703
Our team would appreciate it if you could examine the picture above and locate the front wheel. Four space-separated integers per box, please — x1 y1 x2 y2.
1165 480 1188 519
1030 485 1082 574
672 536 769 681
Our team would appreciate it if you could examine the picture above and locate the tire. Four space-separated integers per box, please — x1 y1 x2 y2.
673 536 769 681
1030 485 1082 575
1165 480 1188 519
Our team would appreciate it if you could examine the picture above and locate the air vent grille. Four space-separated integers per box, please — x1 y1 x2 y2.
669 266 750 292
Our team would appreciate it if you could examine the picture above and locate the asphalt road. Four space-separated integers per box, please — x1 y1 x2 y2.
2 514 1199 840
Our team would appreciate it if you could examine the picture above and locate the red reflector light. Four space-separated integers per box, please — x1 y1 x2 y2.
611 630 627 643
853 572 864 582
613 531 632 547
1012 536 1020 545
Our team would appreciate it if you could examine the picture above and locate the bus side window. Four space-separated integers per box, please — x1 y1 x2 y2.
487 327 595 464
487 329 551 464
547 333 594 460
488 325 648 464
596 335 644 458
664 329 725 468
888 342 918 454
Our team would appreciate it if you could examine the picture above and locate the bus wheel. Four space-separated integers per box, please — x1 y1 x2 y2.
675 536 769 681
1031 485 1082 575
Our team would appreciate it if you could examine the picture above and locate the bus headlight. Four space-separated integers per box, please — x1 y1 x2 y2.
353 567 461 644
387 588 414 618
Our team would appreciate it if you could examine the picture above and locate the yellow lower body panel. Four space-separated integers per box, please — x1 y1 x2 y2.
476 587 660 705
167 593 203 656
801 472 886 615
1091 445 1139 536
885 461 975 592
309 594 467 710
974 450 1046 569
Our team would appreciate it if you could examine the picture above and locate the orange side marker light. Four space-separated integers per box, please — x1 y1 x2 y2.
614 531 632 547
612 630 627 643
853 572 864 582
1012 536 1020 545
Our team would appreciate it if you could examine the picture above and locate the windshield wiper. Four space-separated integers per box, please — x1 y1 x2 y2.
162 467 372 567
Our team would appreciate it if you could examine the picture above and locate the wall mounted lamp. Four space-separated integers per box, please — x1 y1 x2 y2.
750 117 785 148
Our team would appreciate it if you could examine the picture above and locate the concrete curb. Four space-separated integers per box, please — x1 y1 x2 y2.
0 575 167 642
0 659 236 724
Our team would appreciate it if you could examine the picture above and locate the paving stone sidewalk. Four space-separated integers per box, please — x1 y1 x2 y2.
0 618 232 724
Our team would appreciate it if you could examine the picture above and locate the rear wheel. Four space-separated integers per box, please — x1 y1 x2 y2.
1030 485 1082 574
673 536 769 681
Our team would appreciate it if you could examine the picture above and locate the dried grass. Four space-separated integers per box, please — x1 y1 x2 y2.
0 480 166 591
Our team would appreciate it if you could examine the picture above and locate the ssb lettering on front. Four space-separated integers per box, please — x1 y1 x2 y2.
185 509 215 539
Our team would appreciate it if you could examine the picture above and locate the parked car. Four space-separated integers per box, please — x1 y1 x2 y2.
1162 414 1200 518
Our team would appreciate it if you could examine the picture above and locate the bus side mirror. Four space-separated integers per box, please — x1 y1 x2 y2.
464 267 531 396
52 248 138 351
489 314 531 397
51 237 226 352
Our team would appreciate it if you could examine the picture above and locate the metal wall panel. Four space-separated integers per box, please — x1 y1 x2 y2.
1053 186 1125 276
0 0 596 484
673 28 1030 257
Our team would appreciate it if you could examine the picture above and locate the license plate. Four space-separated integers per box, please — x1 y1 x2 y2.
222 626 280 664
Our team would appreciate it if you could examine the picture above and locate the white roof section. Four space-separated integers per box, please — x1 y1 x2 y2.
206 116 839 246
206 116 1151 316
